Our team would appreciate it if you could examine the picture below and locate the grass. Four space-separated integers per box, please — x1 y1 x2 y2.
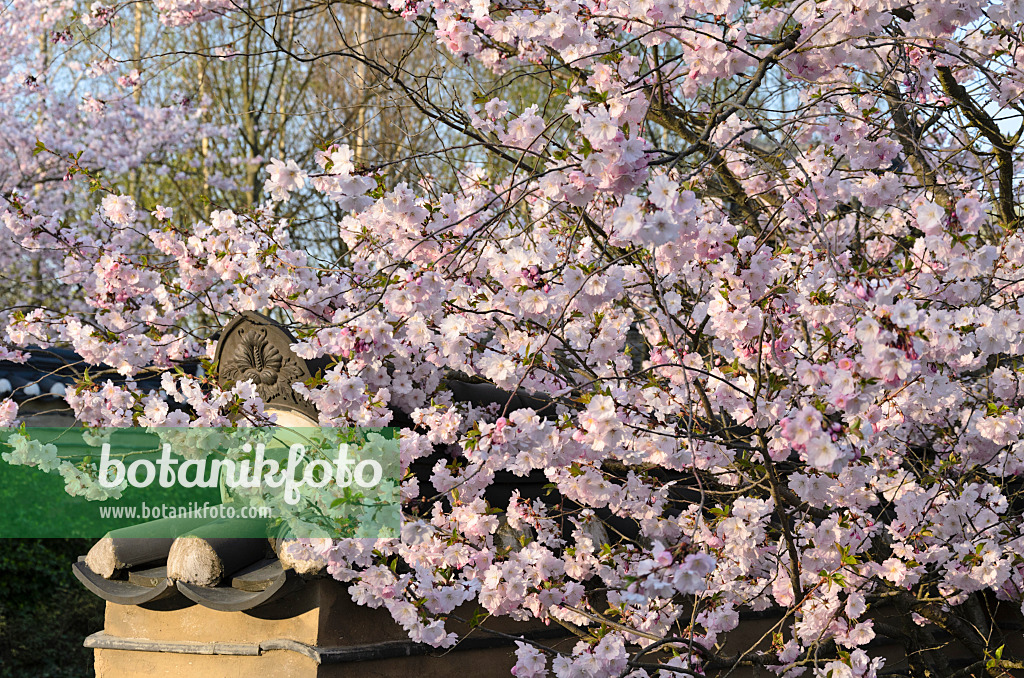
0 539 103 677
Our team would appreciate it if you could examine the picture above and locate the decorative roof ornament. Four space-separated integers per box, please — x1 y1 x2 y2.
214 311 323 423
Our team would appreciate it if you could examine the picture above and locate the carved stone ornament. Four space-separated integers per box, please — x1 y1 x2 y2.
214 311 321 421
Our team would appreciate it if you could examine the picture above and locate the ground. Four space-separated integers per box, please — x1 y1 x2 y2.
0 539 103 677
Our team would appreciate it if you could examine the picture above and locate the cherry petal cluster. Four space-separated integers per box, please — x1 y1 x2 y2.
2 0 1024 675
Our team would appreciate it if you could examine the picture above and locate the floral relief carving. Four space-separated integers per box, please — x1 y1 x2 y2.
220 326 308 407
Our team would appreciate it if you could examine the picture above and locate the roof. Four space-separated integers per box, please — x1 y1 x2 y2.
0 346 200 404
64 312 562 612
73 536 296 612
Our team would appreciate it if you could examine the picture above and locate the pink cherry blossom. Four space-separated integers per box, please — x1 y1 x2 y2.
1 0 1023 673
263 158 307 201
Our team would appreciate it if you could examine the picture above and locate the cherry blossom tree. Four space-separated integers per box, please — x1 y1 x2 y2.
3 0 1024 676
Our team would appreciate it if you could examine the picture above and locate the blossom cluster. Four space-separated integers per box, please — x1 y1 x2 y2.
2 0 1024 675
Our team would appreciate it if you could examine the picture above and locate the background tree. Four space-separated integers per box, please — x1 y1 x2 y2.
2 0 1024 676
